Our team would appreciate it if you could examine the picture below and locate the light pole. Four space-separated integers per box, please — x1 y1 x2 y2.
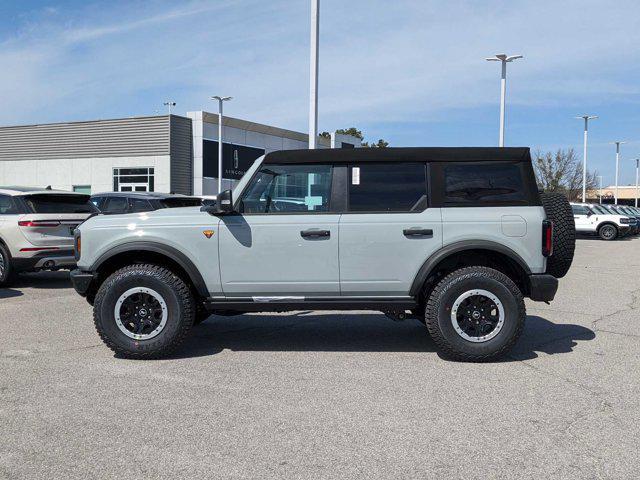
597 175 603 203
163 101 176 114
211 96 232 194
635 159 639 208
308 0 319 149
610 141 626 204
575 115 598 203
486 53 523 147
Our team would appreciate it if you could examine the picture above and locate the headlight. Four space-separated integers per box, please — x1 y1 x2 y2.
620 217 630 224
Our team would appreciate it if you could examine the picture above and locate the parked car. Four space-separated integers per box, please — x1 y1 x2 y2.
71 147 575 362
571 203 632 240
598 204 638 235
0 187 98 286
90 192 203 215
615 205 640 234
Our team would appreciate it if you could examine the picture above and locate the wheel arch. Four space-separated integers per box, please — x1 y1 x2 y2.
596 221 619 230
90 242 209 298
410 241 532 298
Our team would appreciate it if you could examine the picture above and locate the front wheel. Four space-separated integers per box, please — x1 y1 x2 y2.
93 264 195 359
425 266 525 362
598 224 618 241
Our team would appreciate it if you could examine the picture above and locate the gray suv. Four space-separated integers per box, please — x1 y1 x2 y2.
71 148 575 361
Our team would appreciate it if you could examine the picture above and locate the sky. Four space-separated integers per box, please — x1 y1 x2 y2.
0 0 639 185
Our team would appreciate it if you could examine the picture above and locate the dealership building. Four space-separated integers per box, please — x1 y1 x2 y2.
0 112 361 196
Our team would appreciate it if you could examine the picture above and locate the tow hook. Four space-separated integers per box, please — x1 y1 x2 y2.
383 310 410 322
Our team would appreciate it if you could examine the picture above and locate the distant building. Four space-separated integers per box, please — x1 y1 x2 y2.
587 185 639 205
0 112 361 196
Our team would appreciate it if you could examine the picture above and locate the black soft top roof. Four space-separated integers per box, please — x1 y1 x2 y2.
264 147 531 164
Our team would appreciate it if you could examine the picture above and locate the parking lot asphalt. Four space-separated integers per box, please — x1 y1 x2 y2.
1 237 639 479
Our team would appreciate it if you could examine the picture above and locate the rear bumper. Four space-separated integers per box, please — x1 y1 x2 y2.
12 250 76 272
70 269 96 296
528 274 558 302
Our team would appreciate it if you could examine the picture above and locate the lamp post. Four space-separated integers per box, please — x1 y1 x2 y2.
163 101 176 114
211 96 233 194
308 0 320 149
635 159 639 208
597 175 603 203
486 53 523 147
575 115 598 203
610 141 626 204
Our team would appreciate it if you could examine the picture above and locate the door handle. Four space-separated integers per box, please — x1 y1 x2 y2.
403 228 433 237
300 229 331 238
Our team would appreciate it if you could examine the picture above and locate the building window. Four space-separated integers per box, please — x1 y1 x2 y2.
73 185 91 194
113 167 155 192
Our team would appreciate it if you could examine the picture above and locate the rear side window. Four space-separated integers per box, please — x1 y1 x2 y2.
0 195 19 214
160 198 203 208
102 197 128 214
348 163 427 212
130 198 154 213
442 163 526 205
23 194 96 214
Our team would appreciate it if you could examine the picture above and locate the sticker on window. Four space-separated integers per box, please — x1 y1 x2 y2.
352 167 360 185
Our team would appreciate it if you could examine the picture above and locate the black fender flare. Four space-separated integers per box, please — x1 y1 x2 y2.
90 241 209 298
409 240 532 296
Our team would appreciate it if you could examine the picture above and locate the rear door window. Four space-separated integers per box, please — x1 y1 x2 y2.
442 163 526 205
347 163 427 212
160 198 203 208
23 194 96 213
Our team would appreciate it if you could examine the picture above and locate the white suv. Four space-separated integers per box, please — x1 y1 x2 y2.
571 203 632 240
0 187 97 286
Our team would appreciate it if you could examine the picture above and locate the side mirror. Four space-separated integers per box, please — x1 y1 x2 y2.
586 210 593 217
201 189 235 215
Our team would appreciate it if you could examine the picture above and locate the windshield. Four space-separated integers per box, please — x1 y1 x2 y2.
592 205 608 214
23 194 98 214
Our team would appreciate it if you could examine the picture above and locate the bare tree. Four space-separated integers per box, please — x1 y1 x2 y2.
533 148 598 201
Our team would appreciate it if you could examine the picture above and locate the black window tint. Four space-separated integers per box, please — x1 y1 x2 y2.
444 163 525 204
348 163 427 212
240 164 333 214
0 195 18 214
102 197 128 214
23 194 96 213
130 198 154 213
160 198 203 208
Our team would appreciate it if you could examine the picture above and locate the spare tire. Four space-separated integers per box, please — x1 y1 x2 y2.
540 193 575 278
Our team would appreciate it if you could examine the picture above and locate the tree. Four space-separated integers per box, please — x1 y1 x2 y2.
533 148 598 201
335 127 388 148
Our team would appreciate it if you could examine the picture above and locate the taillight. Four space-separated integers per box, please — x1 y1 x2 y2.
18 220 61 227
542 220 553 257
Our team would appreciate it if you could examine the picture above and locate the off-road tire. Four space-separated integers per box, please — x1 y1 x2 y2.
540 193 575 278
424 266 525 362
598 223 618 241
0 243 16 287
93 264 195 359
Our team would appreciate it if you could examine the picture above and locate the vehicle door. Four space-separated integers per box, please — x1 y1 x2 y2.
0 194 20 238
218 162 340 296
338 162 443 295
572 205 593 231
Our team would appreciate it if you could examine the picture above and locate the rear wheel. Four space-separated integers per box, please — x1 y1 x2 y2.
425 266 525 362
93 264 195 359
598 224 618 241
0 244 16 287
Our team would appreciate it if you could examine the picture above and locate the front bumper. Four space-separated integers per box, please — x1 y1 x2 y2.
528 274 558 302
70 269 96 296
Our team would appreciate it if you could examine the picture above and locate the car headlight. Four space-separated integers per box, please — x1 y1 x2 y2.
620 217 630 224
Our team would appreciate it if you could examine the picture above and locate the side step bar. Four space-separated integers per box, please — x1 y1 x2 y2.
204 296 417 312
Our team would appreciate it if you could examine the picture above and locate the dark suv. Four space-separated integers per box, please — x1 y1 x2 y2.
90 192 203 215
